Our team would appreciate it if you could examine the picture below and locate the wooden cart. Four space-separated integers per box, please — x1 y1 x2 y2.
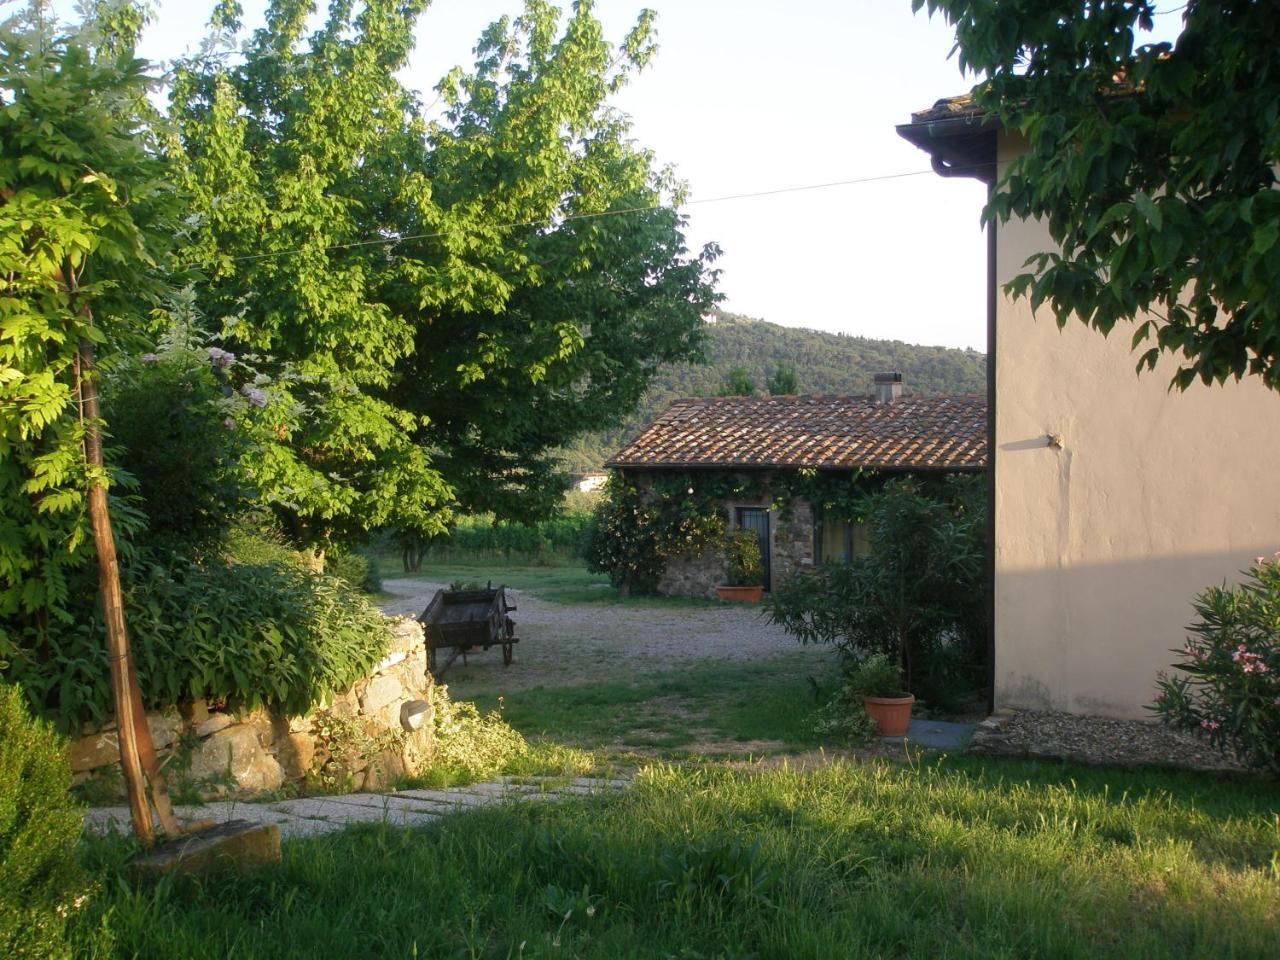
417 584 517 677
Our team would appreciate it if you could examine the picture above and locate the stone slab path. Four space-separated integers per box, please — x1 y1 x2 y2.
83 776 631 840
884 719 976 751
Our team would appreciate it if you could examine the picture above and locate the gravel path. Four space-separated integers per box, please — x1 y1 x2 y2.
379 577 834 695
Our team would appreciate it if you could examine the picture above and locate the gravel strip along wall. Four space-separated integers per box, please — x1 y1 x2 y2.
968 709 1246 772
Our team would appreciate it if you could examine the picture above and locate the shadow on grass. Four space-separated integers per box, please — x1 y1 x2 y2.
472 655 836 755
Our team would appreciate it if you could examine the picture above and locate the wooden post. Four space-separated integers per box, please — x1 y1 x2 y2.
73 301 180 843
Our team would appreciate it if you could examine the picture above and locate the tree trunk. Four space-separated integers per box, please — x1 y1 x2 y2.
76 330 179 845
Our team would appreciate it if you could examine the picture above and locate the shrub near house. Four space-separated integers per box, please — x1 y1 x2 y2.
1153 553 1280 774
767 476 987 712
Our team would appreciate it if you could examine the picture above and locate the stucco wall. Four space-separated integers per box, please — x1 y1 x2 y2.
993 132 1280 718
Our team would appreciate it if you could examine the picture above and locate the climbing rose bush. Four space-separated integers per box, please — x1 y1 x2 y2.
1152 554 1279 774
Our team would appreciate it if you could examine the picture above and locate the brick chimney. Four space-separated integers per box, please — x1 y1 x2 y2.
873 372 903 405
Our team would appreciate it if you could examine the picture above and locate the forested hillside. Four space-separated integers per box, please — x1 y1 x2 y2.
558 311 987 472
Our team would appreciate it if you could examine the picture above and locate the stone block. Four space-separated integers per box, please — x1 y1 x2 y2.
186 724 285 795
326 689 360 718
183 699 211 727
274 730 317 781
373 650 407 675
361 748 406 791
195 713 235 738
69 731 119 773
130 820 281 878
360 675 402 715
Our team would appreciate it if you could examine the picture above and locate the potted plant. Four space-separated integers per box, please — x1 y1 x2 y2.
716 530 765 602
846 653 914 736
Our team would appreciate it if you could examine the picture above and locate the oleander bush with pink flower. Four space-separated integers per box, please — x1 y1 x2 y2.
1152 554 1279 774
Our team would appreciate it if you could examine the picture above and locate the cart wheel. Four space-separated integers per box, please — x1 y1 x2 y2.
503 643 513 666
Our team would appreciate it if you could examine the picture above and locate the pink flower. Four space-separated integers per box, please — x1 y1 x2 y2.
1200 718 1220 731
207 346 236 370
1254 556 1267 566
1231 646 1269 673
240 385 268 408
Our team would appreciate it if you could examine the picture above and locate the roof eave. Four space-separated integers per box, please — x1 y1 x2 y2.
605 461 987 473
896 115 999 184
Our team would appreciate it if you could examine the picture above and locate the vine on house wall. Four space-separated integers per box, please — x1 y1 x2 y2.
587 468 896 593
586 467 977 595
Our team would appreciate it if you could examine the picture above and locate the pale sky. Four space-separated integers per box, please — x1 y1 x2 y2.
47 0 1185 351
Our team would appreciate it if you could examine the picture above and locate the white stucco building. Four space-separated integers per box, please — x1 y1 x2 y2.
900 97 1280 718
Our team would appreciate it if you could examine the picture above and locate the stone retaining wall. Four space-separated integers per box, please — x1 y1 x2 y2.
70 617 434 800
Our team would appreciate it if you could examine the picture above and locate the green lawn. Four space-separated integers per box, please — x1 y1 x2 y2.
473 655 830 753
73 758 1279 959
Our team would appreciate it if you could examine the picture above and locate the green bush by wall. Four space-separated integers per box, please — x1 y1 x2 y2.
4 560 392 733
0 683 92 960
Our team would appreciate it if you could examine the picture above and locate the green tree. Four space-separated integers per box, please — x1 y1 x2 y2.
717 365 755 396
393 2 719 522
0 0 180 843
168 0 452 558
765 362 798 395
914 0 1280 390
170 0 718 552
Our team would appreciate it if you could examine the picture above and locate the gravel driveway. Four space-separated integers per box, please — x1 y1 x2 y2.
379 577 834 695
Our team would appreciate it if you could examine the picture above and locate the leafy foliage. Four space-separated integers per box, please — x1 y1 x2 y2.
842 652 908 699
716 366 755 397
808 673 885 745
410 512 596 570
764 362 798 395
170 0 717 551
417 684 592 787
0 3 177 652
722 531 763 588
1152 554 1279 774
326 549 381 595
4 558 391 732
398 0 720 524
767 476 987 700
916 0 1280 390
0 683 91 960
583 472 770 594
558 310 987 472
102 333 246 555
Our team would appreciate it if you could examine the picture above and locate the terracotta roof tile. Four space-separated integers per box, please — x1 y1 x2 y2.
607 394 987 472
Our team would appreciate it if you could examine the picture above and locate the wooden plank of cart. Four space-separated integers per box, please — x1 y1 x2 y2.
416 583 517 677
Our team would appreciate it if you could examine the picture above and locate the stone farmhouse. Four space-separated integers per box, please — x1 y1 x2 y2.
606 376 986 597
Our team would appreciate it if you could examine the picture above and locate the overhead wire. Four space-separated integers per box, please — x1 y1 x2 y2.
204 159 1007 267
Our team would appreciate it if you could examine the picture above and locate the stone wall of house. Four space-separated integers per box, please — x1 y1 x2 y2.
657 543 724 598
69 617 434 801
657 497 817 597
771 499 816 588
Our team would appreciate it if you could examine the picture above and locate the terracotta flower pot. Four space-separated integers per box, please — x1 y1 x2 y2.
863 694 915 737
715 585 764 603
